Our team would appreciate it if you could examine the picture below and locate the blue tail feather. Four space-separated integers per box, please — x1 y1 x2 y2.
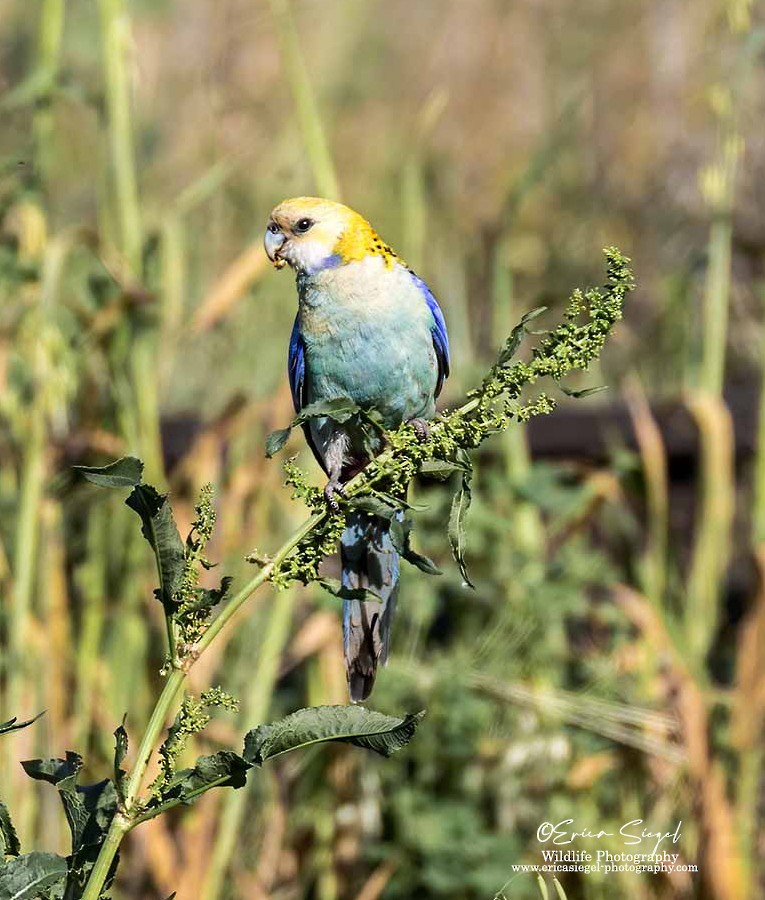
341 511 400 702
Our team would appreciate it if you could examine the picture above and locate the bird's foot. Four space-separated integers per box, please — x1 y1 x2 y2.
407 417 431 442
323 479 347 512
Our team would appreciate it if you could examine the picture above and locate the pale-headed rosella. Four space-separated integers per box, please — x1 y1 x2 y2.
264 197 450 701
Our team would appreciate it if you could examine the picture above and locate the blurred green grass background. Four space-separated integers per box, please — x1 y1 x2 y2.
1 1 764 898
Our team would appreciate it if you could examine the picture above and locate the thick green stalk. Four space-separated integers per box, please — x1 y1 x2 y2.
737 743 763 889
79 670 184 900
4 403 45 840
80 812 130 900
625 379 669 605
7 409 45 692
34 0 65 181
753 286 765 543
98 0 142 271
79 558 297 900
685 394 735 661
269 0 340 199
123 669 187 810
39 0 65 77
98 0 165 486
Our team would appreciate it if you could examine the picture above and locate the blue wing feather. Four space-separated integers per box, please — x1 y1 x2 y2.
288 314 305 413
288 314 329 471
409 271 450 397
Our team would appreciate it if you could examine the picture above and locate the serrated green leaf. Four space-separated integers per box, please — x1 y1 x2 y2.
388 515 407 553
347 496 398 519
21 755 89 851
294 398 361 425
0 852 67 900
389 517 442 576
418 459 463 481
125 485 185 613
521 305 548 324
266 399 362 457
265 427 291 458
448 468 474 588
75 779 118 849
73 456 144 488
560 384 608 399
244 706 425 765
178 577 232 614
147 751 250 813
21 755 117 864
497 306 548 365
375 491 428 512
401 546 442 575
0 713 44 738
0 802 19 857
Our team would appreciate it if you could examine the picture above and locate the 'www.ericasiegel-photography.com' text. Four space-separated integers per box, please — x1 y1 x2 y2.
509 848 699 876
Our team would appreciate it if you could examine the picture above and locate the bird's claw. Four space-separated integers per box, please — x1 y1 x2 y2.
323 479 347 512
408 418 431 442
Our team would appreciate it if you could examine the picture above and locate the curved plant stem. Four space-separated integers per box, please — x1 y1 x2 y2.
79 812 129 900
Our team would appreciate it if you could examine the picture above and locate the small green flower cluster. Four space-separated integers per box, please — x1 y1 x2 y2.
264 248 632 589
175 483 222 645
151 687 239 797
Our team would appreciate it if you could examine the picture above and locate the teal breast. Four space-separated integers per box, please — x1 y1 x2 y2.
297 256 438 426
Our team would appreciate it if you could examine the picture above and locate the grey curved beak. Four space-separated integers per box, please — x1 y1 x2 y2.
264 227 287 266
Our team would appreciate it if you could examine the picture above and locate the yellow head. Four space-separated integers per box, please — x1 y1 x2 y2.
264 197 399 274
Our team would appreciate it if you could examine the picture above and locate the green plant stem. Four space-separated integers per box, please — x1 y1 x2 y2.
123 669 186 809
4 401 46 842
80 671 184 900
8 409 45 691
700 216 733 396
737 743 763 888
80 812 130 900
753 284 765 543
129 773 233 827
685 393 735 661
101 0 161 480
35 0 65 182
98 0 142 271
268 0 340 199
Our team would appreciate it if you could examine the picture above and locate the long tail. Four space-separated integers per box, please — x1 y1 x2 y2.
341 511 400 702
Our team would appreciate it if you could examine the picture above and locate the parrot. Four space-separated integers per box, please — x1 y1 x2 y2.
264 197 449 701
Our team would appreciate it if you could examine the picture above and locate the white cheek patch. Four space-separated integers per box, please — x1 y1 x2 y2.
290 238 340 273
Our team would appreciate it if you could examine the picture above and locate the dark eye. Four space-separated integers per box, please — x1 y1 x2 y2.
294 218 313 234
267 222 280 234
